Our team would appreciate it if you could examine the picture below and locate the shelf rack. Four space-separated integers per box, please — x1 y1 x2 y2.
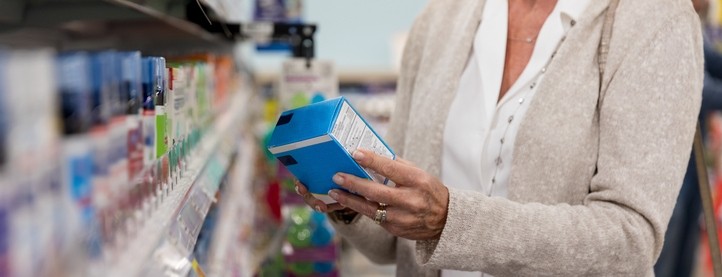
0 0 235 52
99 90 252 277
0 1 312 275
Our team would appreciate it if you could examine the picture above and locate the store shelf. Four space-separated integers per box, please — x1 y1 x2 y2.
201 135 291 276
251 219 290 274
0 0 235 52
202 137 259 277
105 0 225 41
101 90 251 277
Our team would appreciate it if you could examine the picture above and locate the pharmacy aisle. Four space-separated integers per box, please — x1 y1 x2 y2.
0 0 427 276
0 0 282 276
0 48 261 276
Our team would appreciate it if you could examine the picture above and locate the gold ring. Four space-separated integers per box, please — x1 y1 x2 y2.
374 204 387 225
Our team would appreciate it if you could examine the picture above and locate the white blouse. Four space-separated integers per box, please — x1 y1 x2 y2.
440 0 590 276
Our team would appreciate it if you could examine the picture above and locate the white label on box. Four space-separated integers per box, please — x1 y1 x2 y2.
332 102 394 183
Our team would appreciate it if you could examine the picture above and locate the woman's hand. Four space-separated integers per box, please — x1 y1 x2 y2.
329 149 449 241
294 179 346 213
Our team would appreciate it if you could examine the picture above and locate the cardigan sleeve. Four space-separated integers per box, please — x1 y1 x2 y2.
327 2 432 265
415 10 704 276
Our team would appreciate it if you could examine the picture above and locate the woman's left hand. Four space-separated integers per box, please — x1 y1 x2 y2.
328 149 449 241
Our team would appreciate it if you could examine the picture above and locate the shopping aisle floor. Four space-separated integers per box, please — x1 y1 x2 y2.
341 239 395 276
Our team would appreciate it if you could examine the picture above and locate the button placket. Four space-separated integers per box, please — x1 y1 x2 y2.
488 72 543 195
485 20 564 197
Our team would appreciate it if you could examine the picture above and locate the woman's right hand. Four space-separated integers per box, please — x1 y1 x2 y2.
294 179 346 213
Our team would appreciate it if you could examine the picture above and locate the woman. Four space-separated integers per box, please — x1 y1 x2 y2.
297 0 704 275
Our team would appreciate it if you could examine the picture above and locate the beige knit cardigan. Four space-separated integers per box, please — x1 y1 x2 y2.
330 0 704 276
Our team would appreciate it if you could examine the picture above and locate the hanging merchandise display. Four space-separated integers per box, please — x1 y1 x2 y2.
256 0 286 22
254 0 298 22
253 0 305 52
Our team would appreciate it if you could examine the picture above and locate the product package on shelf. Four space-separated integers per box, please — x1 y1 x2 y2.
1 49 64 277
0 48 249 277
0 52 6 171
120 52 145 195
134 54 251 277
56 52 102 274
0 52 6 276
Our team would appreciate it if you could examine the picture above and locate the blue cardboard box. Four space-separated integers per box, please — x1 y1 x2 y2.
268 97 396 203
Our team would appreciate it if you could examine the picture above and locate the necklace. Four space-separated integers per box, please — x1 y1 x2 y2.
507 35 538 44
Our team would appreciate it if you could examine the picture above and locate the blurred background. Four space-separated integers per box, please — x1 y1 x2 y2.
2 0 722 276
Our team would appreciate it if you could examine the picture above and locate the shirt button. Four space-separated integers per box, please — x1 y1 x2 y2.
508 115 514 123
530 83 536 89
571 20 577 27
541 67 546 73
495 157 503 166
500 138 505 144
518 98 525 104
492 177 496 184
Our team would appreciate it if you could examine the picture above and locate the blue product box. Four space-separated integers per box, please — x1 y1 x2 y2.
268 97 395 203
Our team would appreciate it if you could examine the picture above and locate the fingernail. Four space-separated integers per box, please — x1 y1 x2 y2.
332 174 344 184
315 205 322 213
353 150 365 160
328 190 339 200
295 185 301 195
